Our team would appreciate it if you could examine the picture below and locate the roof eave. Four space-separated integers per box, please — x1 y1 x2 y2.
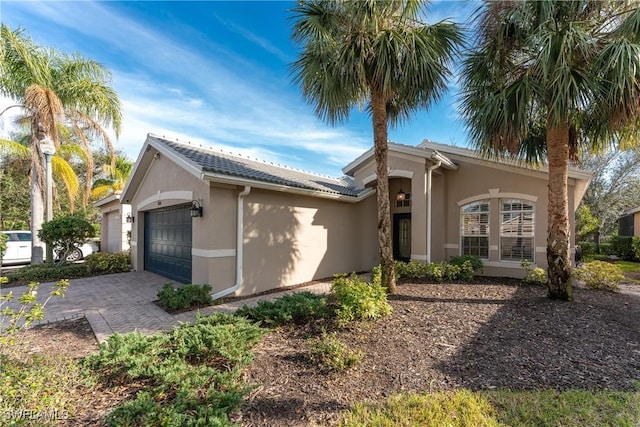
202 171 373 202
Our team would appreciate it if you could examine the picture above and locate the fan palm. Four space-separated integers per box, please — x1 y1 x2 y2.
0 25 121 263
460 1 640 300
291 0 462 292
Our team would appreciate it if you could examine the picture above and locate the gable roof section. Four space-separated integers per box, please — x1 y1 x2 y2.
122 134 368 203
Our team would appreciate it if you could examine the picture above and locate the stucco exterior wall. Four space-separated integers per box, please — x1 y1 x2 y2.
96 197 131 253
635 212 640 237
128 153 209 273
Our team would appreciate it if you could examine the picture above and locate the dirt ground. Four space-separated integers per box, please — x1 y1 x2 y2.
14 279 640 426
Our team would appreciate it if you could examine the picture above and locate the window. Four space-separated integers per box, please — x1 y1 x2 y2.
500 199 534 261
396 192 412 207
461 200 490 259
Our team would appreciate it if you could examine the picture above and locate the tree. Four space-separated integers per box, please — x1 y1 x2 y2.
0 25 121 264
38 214 95 264
578 147 640 247
90 152 133 201
290 0 462 292
460 1 640 300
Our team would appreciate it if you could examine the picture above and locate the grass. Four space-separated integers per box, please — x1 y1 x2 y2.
340 387 640 427
613 260 640 274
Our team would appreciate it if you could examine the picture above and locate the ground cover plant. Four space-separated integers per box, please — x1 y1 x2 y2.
157 283 213 311
236 291 329 326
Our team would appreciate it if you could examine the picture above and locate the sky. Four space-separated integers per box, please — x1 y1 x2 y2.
0 1 476 177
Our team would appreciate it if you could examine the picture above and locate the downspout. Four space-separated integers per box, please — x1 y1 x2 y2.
427 160 442 263
211 186 251 300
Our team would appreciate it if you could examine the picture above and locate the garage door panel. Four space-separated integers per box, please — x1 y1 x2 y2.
144 204 192 284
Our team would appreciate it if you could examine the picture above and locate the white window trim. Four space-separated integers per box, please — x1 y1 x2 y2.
499 199 535 262
460 199 490 260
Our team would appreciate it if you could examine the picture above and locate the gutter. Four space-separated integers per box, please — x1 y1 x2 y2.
427 159 442 263
211 186 251 300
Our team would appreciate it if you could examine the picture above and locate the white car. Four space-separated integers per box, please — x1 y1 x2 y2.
1 230 99 265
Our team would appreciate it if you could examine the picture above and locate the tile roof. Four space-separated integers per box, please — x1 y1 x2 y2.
149 135 361 197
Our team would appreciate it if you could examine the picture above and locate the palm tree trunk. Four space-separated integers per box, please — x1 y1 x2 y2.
371 88 397 293
546 123 572 300
30 154 45 264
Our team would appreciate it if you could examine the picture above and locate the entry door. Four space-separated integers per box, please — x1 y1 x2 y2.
393 213 411 262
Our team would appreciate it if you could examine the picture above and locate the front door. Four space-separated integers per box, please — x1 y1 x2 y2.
393 213 411 262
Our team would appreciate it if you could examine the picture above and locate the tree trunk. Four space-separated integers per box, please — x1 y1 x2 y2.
371 88 396 293
30 124 46 264
546 122 572 300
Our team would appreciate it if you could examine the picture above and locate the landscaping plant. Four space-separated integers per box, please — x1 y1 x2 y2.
309 331 363 372
157 283 212 311
521 261 547 285
574 261 625 291
38 215 95 264
331 274 392 326
85 252 130 274
236 291 329 326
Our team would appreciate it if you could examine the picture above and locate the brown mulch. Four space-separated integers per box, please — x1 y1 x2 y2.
8 279 640 426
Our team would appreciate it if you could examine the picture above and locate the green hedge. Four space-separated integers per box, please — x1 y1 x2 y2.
610 236 637 261
5 263 90 283
85 252 130 274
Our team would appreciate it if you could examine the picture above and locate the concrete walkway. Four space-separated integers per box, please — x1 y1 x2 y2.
2 271 331 343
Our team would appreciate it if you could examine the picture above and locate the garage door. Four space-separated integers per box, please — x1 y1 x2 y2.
106 212 121 253
144 204 192 284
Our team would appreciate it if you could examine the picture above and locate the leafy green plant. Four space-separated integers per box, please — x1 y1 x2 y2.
331 274 392 325
309 331 363 372
0 232 7 264
521 260 547 285
38 214 95 264
4 263 90 284
574 261 625 291
610 236 637 261
85 252 130 274
633 237 640 261
394 260 476 282
0 280 69 354
157 283 212 311
450 255 484 273
236 291 328 326
83 313 264 426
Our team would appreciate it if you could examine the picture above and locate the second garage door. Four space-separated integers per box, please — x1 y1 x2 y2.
144 204 192 284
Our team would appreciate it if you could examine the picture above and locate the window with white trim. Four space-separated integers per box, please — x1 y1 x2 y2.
500 199 534 261
460 200 490 259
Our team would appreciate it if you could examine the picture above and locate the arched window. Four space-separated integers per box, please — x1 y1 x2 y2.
500 199 534 261
460 200 490 259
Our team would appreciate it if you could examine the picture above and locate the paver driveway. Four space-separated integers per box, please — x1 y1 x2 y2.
3 271 331 343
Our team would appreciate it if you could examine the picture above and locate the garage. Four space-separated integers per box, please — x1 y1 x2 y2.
144 204 192 284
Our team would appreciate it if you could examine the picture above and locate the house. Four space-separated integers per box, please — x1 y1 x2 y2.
120 134 591 299
618 206 640 237
93 193 132 253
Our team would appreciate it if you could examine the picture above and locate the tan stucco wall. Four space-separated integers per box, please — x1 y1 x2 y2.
97 198 131 253
635 212 640 237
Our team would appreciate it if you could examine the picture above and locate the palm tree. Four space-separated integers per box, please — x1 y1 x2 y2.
90 153 133 201
291 0 462 292
460 1 640 300
0 25 121 263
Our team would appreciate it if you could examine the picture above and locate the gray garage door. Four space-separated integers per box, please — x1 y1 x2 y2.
144 204 192 284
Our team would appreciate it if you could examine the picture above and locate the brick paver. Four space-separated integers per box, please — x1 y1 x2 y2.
1 271 332 343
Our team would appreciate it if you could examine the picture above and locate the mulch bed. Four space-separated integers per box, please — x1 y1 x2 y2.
8 279 640 426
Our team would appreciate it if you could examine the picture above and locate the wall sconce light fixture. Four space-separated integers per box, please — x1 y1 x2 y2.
190 200 203 218
396 188 406 202
126 213 135 223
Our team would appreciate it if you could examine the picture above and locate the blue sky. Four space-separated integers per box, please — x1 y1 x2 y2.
1 1 476 177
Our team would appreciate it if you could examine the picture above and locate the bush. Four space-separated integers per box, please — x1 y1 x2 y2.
235 292 329 326
5 263 90 283
85 252 130 274
598 242 613 256
574 261 624 291
0 232 7 264
38 214 95 264
83 313 264 426
309 332 363 372
578 241 595 257
394 260 476 282
610 236 636 260
521 261 546 285
331 274 392 325
633 237 640 261
449 255 484 273
157 283 212 311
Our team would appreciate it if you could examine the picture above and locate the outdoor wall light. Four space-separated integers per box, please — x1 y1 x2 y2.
396 188 406 202
126 213 134 223
190 200 203 218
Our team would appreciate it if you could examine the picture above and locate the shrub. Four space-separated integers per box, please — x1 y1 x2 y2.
157 283 212 311
5 263 89 283
578 241 595 257
235 291 328 326
83 313 264 426
85 252 130 274
610 236 636 260
574 261 624 291
309 332 363 372
450 255 484 273
0 232 7 264
599 242 613 256
38 214 95 264
331 274 392 325
394 260 476 282
633 237 640 261
521 261 547 285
